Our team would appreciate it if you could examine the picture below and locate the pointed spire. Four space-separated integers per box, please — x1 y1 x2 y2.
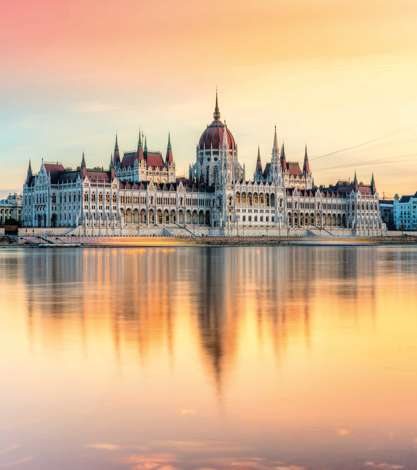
256 146 262 172
280 142 286 170
144 136 148 156
137 130 144 161
213 88 221 121
271 125 279 163
353 171 359 191
370 173 377 195
273 125 279 150
26 159 33 184
254 146 263 181
303 144 311 175
80 152 87 178
113 133 120 165
166 132 174 165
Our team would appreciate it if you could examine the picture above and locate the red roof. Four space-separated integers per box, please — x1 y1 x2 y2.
44 163 65 174
146 152 164 168
198 120 235 151
286 162 302 176
86 170 110 183
358 185 372 196
121 151 165 169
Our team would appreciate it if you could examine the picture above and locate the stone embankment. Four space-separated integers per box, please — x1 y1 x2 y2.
5 233 417 247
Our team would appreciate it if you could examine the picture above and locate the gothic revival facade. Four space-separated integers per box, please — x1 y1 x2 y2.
22 94 385 236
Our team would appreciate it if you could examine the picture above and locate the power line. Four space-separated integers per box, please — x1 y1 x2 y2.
311 127 415 161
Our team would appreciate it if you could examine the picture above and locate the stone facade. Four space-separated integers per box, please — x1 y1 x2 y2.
0 193 22 225
393 192 417 231
22 94 385 236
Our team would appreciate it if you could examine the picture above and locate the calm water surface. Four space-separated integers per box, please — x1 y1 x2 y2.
1 246 417 470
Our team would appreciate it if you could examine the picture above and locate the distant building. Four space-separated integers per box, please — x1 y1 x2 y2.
22 93 385 236
0 193 22 225
379 199 395 230
393 193 417 231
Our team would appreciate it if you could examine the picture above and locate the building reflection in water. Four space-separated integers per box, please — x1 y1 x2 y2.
15 246 383 392
2 246 417 469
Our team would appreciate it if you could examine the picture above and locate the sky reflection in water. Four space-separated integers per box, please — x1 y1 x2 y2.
0 246 417 469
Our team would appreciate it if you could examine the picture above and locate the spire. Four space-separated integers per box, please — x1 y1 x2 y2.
370 173 377 195
213 89 221 121
303 145 311 175
254 146 263 181
273 125 279 150
137 130 144 161
144 136 148 156
166 132 174 165
353 171 359 191
256 146 262 171
280 142 286 170
272 126 279 163
80 152 87 178
113 133 120 165
26 159 33 184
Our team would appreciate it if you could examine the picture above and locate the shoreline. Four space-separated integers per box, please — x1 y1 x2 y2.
2 234 417 248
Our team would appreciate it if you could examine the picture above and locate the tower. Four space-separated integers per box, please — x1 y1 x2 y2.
165 133 174 166
25 160 33 185
353 171 359 192
269 126 282 185
254 146 263 181
280 143 286 172
370 173 376 195
303 145 311 176
137 130 144 162
113 134 120 167
80 152 87 178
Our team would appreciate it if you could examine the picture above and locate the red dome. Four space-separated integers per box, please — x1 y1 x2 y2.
198 120 236 151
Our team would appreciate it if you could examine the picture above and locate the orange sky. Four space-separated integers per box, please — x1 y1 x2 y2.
1 0 417 196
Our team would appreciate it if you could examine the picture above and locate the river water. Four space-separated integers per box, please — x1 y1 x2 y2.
0 246 417 470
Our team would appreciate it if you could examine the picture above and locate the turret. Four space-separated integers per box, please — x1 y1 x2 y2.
165 133 174 166
222 123 229 150
303 145 311 175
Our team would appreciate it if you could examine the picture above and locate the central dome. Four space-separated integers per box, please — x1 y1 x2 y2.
198 93 236 151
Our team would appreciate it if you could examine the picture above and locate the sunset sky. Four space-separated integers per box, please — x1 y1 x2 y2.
1 0 417 196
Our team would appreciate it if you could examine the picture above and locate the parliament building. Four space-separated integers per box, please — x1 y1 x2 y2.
22 94 385 236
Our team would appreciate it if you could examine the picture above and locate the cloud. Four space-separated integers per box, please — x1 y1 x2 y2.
0 447 20 457
364 462 404 469
0 457 33 468
336 427 352 437
86 443 121 451
123 452 178 470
